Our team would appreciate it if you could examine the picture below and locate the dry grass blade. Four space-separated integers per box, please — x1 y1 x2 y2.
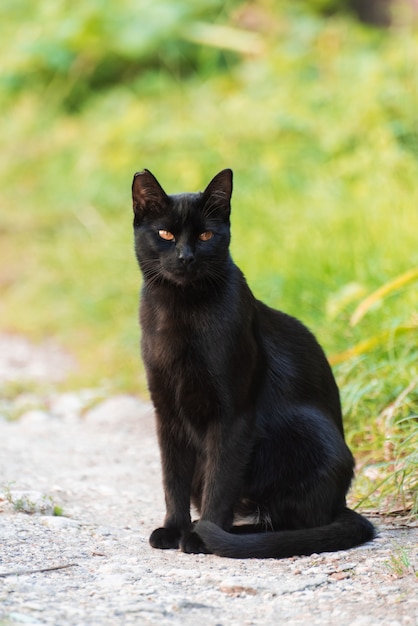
0 563 78 577
329 325 418 365
378 379 418 424
350 268 418 327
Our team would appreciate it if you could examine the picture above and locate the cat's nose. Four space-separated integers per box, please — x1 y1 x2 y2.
178 246 195 266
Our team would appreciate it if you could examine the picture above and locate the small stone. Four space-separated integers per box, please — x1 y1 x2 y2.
337 561 357 571
6 490 57 515
41 516 79 529
329 571 350 581
19 409 51 424
49 390 99 420
219 581 258 596
8 613 44 625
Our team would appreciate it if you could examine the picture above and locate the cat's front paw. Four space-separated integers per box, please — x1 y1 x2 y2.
180 530 211 555
149 527 181 550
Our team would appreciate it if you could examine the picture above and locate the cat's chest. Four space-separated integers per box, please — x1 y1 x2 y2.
141 298 217 369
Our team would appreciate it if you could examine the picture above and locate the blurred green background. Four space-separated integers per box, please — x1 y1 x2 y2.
0 0 417 512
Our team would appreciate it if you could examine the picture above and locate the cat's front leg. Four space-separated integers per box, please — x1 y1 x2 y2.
181 414 253 554
149 526 185 550
149 419 195 550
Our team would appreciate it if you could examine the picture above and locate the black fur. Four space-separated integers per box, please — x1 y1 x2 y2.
132 168 375 559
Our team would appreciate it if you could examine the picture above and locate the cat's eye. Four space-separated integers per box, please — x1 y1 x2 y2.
158 230 175 241
199 231 213 241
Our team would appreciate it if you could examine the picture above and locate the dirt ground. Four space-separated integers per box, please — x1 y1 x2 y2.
0 336 417 625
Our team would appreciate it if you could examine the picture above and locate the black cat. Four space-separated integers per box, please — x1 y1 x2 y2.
132 168 375 558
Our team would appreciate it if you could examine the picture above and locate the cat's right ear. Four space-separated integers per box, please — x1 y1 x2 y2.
202 169 233 220
132 169 168 217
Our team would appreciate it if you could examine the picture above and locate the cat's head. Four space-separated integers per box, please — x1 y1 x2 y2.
132 169 233 288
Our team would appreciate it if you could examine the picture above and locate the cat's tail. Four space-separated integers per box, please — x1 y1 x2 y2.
194 508 375 559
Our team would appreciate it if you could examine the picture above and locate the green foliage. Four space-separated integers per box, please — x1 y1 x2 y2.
302 0 351 16
0 0 240 110
0 0 417 514
3 486 63 516
385 545 418 578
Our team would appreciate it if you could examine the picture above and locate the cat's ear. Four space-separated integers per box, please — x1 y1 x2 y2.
202 169 233 219
132 169 168 216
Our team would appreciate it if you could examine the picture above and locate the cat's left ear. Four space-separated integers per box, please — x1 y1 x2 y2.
132 169 168 217
202 169 233 219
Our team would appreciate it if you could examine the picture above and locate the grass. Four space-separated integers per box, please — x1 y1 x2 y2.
2 485 63 516
385 545 418 579
0 1 417 514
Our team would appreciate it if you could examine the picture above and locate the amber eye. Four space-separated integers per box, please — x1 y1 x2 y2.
158 230 175 241
199 231 213 241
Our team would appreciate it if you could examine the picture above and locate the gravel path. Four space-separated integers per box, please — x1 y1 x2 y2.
0 337 417 625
